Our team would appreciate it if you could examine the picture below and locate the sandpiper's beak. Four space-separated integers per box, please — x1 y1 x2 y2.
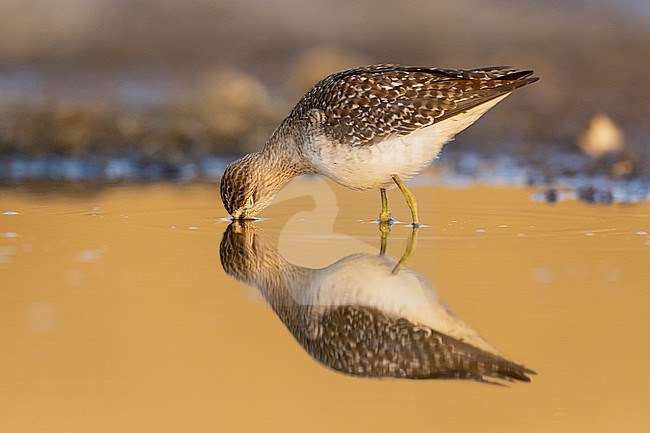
229 207 245 220
230 209 257 221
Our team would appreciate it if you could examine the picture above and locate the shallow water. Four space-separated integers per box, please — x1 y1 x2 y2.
1 178 649 432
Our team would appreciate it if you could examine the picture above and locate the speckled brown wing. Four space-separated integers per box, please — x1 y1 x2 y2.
298 304 535 382
299 64 539 147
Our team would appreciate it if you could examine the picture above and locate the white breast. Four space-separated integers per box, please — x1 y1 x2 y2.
291 253 501 355
305 94 510 190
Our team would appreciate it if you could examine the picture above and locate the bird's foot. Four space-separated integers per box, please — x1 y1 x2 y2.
407 222 427 228
378 210 393 225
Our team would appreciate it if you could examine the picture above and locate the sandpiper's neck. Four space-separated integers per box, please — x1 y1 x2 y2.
260 123 313 177
231 133 310 206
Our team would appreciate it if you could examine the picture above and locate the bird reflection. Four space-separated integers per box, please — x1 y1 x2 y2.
220 221 534 383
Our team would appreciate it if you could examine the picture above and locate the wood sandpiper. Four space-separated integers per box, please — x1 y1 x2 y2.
220 221 535 382
220 64 538 225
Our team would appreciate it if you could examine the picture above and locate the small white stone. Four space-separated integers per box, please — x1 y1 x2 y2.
2 211 19 216
78 250 102 262
1 232 18 238
0 246 17 255
635 231 647 235
188 226 199 230
476 229 486 233
26 301 58 332
533 268 554 284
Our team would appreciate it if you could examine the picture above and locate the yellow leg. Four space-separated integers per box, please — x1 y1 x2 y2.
380 225 389 255
379 188 392 223
378 188 393 248
392 226 419 274
392 175 420 227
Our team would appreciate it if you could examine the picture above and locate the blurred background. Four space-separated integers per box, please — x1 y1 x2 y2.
0 0 648 184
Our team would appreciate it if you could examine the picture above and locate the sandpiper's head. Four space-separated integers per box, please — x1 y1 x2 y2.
220 153 285 219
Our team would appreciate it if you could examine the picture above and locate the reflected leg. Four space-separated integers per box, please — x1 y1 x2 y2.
380 224 390 255
392 226 419 274
392 174 420 227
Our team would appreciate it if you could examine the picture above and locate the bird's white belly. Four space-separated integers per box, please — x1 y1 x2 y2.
305 94 509 190
297 254 500 355
307 127 444 190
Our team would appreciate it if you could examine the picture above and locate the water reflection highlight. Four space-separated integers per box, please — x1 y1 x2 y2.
220 221 534 383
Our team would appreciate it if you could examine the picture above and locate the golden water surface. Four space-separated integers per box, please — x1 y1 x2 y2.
1 178 649 432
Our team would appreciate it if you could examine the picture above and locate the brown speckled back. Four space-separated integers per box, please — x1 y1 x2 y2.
284 64 538 147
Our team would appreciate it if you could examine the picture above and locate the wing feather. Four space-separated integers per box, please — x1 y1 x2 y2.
296 64 538 147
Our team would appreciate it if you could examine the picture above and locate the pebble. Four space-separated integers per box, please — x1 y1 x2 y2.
78 250 102 262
